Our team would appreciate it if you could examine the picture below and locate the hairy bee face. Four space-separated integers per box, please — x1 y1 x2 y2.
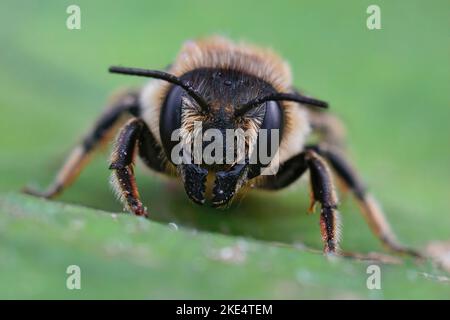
159 68 284 206
133 37 323 207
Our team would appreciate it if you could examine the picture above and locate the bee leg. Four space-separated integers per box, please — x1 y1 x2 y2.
23 89 140 199
258 151 340 254
109 118 151 217
304 150 340 254
256 154 308 190
307 145 422 257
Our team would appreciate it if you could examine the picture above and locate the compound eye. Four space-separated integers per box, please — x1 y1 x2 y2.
260 100 283 134
250 101 283 174
159 85 184 161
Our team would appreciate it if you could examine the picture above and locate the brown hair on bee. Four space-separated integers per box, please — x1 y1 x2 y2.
134 37 325 196
25 36 421 256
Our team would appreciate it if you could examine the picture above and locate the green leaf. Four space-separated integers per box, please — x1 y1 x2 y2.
0 193 449 299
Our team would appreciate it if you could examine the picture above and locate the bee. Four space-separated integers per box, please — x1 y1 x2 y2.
25 36 418 256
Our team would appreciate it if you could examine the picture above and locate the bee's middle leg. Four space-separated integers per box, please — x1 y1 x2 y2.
24 89 140 198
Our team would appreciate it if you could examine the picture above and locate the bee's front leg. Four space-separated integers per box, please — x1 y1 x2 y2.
257 150 340 254
304 150 340 254
306 144 422 257
109 118 154 217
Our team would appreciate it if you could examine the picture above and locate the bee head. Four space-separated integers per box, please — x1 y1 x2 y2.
109 66 328 207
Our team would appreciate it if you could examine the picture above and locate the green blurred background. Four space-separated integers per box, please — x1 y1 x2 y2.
0 0 449 299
